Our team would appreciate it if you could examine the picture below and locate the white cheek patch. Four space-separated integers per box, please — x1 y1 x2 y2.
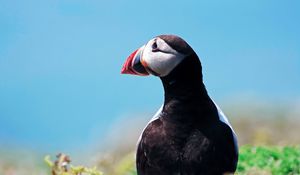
156 38 179 55
142 38 185 77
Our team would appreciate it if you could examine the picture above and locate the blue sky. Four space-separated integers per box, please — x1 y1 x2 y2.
0 0 299 151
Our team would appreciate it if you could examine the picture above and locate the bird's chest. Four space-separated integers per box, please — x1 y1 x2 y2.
139 118 210 167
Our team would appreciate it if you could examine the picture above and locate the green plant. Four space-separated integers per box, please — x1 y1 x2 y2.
237 145 300 175
45 153 103 175
45 146 300 175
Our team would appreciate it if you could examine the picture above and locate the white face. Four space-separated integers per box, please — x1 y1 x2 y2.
141 37 186 77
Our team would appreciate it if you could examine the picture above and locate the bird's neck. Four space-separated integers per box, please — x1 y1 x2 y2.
159 54 214 122
161 76 210 110
162 77 208 102
160 78 213 123
160 53 209 103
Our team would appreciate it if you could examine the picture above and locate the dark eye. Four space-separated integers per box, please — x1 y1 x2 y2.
152 41 159 52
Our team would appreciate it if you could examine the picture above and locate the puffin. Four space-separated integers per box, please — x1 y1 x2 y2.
121 35 238 175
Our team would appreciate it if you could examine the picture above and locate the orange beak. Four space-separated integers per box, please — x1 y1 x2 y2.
121 46 149 76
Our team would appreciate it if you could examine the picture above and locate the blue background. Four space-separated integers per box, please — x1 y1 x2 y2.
0 0 299 151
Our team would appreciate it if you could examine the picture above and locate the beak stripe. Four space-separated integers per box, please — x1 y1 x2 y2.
131 49 149 76
121 49 138 74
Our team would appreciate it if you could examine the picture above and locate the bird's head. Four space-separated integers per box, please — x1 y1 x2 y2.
121 35 196 77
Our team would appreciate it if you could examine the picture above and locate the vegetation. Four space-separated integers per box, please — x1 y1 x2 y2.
1 114 300 175
43 146 300 175
238 146 300 175
44 153 103 175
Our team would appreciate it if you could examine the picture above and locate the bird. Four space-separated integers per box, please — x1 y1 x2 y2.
121 34 238 175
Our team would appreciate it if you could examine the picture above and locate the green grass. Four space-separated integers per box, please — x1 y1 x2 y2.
237 146 300 175
44 146 300 175
44 153 103 175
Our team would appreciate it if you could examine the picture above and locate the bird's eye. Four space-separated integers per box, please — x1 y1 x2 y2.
152 40 159 52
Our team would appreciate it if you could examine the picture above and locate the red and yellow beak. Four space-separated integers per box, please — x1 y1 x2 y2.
121 46 149 76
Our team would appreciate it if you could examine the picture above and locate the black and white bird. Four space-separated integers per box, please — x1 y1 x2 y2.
121 35 238 175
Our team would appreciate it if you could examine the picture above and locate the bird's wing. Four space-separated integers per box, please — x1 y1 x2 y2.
136 104 163 146
212 100 239 153
136 138 147 175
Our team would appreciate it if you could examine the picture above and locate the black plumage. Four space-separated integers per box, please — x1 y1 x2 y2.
122 35 238 175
